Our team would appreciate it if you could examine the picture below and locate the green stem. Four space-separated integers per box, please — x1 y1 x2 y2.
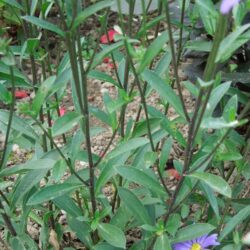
0 66 16 170
72 0 97 215
34 119 89 187
125 41 155 151
0 201 17 236
163 0 190 122
177 0 187 65
192 15 228 140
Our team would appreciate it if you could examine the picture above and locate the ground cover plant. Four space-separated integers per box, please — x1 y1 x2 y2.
0 0 250 249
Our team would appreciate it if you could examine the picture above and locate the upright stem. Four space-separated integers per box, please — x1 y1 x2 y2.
0 67 15 170
125 41 155 151
72 1 97 214
163 0 190 122
148 13 229 249
177 0 187 65
0 201 17 237
192 15 228 140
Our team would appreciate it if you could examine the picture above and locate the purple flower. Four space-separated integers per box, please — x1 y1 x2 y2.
220 0 240 15
173 234 220 250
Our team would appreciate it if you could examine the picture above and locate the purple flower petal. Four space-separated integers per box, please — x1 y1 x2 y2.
173 242 192 250
201 234 220 248
173 234 220 250
220 0 240 15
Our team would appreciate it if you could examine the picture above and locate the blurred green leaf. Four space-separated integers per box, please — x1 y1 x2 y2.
68 217 93 248
11 168 49 207
138 32 168 73
97 223 126 249
189 172 232 198
118 187 152 225
185 40 212 52
219 206 250 241
108 138 149 159
0 83 12 104
0 159 55 177
201 117 240 129
115 166 167 197
52 111 83 137
200 183 219 218
159 137 173 174
196 0 218 35
153 234 171 250
1 0 24 10
217 24 250 63
22 16 65 37
53 196 82 217
142 70 186 120
73 0 113 30
27 183 81 205
172 223 216 243
32 76 56 116
205 81 231 117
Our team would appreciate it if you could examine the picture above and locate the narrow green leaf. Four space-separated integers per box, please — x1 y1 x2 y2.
219 206 250 241
22 16 65 37
118 187 152 225
73 0 113 30
115 166 166 197
30 0 38 16
32 76 56 116
52 112 83 136
2 0 24 10
200 183 219 218
97 223 126 249
92 41 124 69
0 159 55 177
11 168 49 207
172 223 216 243
142 70 185 120
27 183 81 205
189 172 232 198
0 83 12 104
205 81 231 117
138 32 168 73
94 243 122 250
137 15 165 38
0 61 32 87
10 237 26 250
196 0 218 35
201 117 240 129
185 40 212 52
53 196 82 217
95 162 116 195
88 70 119 87
0 110 37 140
217 24 250 63
159 137 173 174
108 138 149 158
68 217 93 248
153 234 171 250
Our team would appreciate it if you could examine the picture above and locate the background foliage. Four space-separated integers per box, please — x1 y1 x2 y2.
0 0 249 249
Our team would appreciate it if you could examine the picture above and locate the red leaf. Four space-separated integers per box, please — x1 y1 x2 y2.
100 29 118 44
15 90 28 99
167 169 181 180
59 107 66 117
107 63 116 69
103 57 110 63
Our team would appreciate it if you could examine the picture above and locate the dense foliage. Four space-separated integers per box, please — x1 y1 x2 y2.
0 0 249 249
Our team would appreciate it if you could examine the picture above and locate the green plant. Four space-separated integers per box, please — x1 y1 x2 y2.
0 0 249 249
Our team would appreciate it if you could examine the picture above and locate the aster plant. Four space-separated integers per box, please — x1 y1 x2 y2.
173 234 220 250
0 0 249 249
